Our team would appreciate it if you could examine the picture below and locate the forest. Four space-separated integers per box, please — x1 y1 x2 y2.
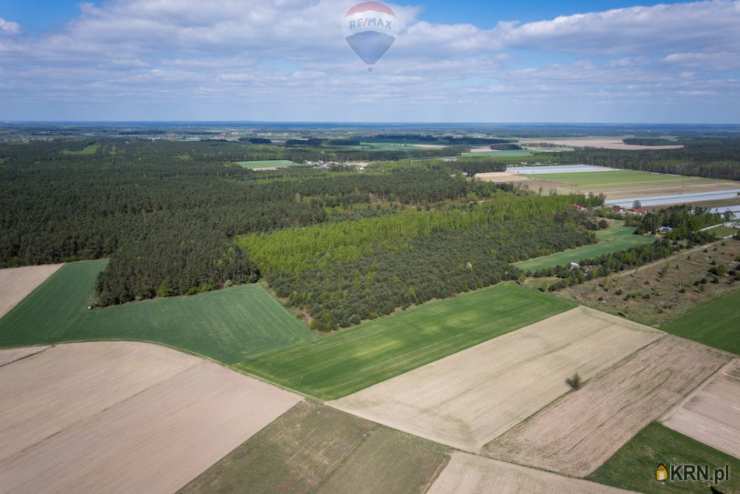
621 137 677 146
240 194 603 330
4 133 734 319
0 140 505 306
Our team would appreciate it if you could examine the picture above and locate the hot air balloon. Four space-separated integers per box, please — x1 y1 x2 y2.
344 1 396 66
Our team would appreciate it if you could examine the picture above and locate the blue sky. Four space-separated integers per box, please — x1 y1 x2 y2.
0 0 738 122
0 0 696 31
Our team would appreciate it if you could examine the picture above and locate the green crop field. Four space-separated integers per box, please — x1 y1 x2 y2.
234 160 297 169
589 422 740 493
0 260 313 363
706 224 738 238
539 170 700 187
239 283 576 399
515 222 654 272
62 143 100 156
179 401 447 494
662 288 740 355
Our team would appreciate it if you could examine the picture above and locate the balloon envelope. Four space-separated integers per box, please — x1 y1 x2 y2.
345 31 395 65
344 1 396 66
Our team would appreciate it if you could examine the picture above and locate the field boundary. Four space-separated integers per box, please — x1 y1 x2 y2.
240 283 577 400
660 358 735 424
487 332 669 447
483 335 730 477
332 306 663 453
0 263 65 321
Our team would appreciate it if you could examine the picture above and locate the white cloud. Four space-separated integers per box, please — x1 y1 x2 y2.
0 0 739 121
493 0 740 54
0 17 20 35
663 51 740 69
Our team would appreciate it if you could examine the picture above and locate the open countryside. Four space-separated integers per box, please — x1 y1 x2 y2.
589 422 740 494
240 284 575 399
430 453 631 494
3 0 740 489
179 400 448 494
333 307 661 452
0 263 62 318
480 167 740 208
0 342 302 494
561 239 740 329
660 359 740 459
662 288 740 355
515 221 653 272
1 127 740 494
0 261 313 363
485 336 730 477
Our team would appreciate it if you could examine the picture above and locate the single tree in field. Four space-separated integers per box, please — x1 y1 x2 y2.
566 372 581 391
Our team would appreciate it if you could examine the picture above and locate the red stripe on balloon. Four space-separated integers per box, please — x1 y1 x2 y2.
346 1 395 16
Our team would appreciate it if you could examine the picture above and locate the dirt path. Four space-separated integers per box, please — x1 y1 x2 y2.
484 336 730 477
561 240 740 327
427 453 635 494
661 358 740 458
333 307 661 453
0 264 63 318
0 342 301 494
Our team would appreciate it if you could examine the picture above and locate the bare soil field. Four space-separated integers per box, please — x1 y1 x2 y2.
561 240 740 327
0 346 48 367
180 400 449 494
520 137 683 151
475 172 529 183
332 307 661 452
661 359 740 458
0 342 301 494
484 336 730 477
0 264 62 318
428 453 634 494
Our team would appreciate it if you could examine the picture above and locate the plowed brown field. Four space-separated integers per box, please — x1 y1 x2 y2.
0 342 301 494
484 336 730 477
